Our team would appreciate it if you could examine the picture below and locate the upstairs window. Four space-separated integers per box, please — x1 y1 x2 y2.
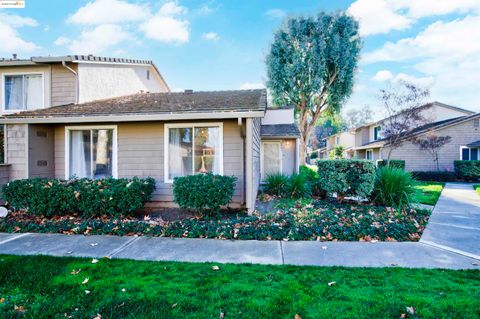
3 73 43 111
373 126 382 140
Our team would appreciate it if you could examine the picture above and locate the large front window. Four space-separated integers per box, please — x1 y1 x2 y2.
165 123 222 182
461 147 479 161
67 127 116 179
4 74 43 110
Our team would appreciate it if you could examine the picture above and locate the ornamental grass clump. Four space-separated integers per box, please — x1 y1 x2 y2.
372 167 418 209
2 177 156 217
172 173 237 216
263 173 289 197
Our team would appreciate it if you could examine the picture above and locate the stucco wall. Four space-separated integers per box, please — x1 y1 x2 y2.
0 65 51 113
6 124 28 179
54 120 245 205
381 118 480 171
77 64 169 103
261 108 294 125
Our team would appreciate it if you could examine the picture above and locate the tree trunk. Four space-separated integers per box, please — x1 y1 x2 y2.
435 152 440 171
299 135 307 166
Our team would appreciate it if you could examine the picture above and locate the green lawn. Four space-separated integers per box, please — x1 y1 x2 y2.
414 182 445 206
474 184 480 196
0 255 479 318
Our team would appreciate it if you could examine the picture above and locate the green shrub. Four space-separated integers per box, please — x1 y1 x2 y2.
2 177 156 217
454 160 480 181
317 159 375 200
376 159 405 170
299 165 325 198
372 167 418 209
263 173 289 197
173 173 236 215
411 171 457 182
309 152 318 159
286 173 311 198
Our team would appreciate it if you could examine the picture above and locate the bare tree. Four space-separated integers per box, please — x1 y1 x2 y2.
379 81 430 164
412 133 452 171
344 105 373 129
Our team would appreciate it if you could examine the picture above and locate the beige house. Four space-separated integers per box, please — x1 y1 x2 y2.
320 102 479 171
0 55 299 211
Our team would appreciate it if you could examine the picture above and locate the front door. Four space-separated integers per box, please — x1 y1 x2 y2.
262 141 282 180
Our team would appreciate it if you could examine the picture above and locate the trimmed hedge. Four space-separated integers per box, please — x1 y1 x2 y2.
2 177 156 217
411 171 457 182
454 160 480 181
376 159 405 170
173 173 237 215
317 159 375 199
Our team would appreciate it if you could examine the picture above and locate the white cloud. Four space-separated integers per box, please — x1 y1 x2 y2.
372 70 393 82
402 0 480 19
67 0 147 25
202 32 219 41
392 73 434 87
61 24 131 55
347 0 412 36
265 8 286 19
140 2 189 44
240 82 264 90
197 4 214 15
0 13 39 54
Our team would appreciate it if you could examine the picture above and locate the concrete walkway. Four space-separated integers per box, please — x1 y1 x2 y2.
420 183 480 260
0 183 478 269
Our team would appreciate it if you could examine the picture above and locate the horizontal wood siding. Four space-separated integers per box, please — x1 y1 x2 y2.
54 120 245 205
6 124 27 179
51 64 77 106
251 117 261 206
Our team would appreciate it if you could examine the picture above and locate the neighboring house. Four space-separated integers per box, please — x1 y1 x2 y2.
321 102 479 171
318 130 355 159
260 107 300 179
0 56 300 211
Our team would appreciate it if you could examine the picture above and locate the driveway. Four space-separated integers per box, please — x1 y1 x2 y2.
420 183 480 260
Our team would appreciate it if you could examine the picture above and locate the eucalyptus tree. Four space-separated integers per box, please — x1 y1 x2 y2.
266 12 362 164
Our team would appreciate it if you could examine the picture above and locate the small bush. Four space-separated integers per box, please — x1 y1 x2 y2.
454 160 480 181
317 159 375 200
2 177 156 217
411 171 457 182
299 165 325 198
173 173 236 215
263 173 289 197
286 173 311 198
376 159 405 170
309 152 318 159
372 167 418 209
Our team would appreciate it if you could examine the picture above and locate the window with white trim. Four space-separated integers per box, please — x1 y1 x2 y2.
461 147 479 161
373 126 382 140
66 127 117 179
165 123 223 182
366 149 373 161
3 73 43 110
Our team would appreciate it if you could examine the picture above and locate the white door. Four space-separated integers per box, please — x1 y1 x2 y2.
262 141 282 180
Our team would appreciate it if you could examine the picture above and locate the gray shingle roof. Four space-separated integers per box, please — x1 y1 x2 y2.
467 140 480 147
0 55 153 66
2 89 267 119
261 124 300 138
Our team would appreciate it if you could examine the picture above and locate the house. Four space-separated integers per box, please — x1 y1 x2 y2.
318 130 355 159
320 102 479 171
0 55 300 212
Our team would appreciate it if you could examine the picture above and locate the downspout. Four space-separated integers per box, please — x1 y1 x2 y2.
62 61 79 103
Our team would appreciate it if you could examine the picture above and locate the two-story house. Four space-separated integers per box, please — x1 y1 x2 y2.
320 102 480 171
0 55 300 212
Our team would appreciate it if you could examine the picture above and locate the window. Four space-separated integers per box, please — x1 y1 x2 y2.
336 136 340 144
146 70 150 80
3 73 43 111
262 141 282 180
373 126 382 140
165 123 223 182
461 147 479 161
66 126 117 179
366 150 373 161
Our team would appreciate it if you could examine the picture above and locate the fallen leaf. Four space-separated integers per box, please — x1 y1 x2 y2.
85 290 91 294
92 314 102 319
121 288 126 292
406 306 415 315
328 281 336 286
219 312 225 319
172 303 177 308
295 314 302 319
370 239 378 244
321 246 328 250
91 259 99 264
82 278 89 284
14 305 26 313
90 243 98 247
0 298 4 303
66 251 73 254
390 263 398 267
71 269 81 275
212 265 220 271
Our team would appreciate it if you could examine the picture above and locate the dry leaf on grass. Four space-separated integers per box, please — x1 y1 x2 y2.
14 305 26 313
0 298 5 303
295 314 302 319
70 269 81 275
212 265 220 271
85 290 91 294
406 306 415 315
327 281 336 286
91 259 99 264
82 278 89 284
172 303 177 308
92 314 102 319
219 312 225 319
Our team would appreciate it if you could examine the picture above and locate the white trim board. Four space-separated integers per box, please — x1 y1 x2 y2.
163 122 224 183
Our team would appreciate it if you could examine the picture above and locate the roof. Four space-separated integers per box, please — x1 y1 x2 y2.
0 89 267 123
260 124 300 138
0 55 153 66
467 140 480 148
357 114 480 148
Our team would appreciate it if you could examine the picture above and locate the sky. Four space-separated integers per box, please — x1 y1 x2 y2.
2 0 480 118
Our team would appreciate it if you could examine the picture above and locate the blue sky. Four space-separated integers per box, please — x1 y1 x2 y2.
2 0 480 118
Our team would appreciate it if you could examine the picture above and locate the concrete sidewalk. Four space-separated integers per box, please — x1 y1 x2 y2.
0 232 478 269
420 183 480 260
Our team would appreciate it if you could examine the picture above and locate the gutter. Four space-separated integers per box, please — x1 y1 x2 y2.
61 61 79 103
